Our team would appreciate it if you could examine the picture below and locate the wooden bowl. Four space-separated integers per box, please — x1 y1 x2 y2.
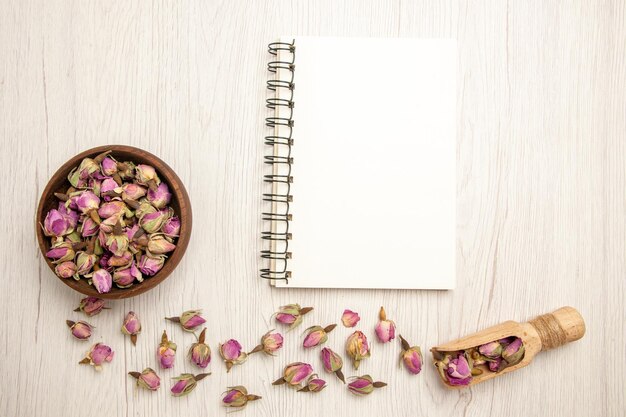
36 145 192 299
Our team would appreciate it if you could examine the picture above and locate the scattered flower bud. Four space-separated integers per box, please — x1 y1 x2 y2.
219 339 248 372
147 234 176 255
375 306 396 343
138 254 165 276
90 269 113 294
165 309 206 332
249 331 284 355
501 337 525 365
170 373 210 397
272 362 314 387
135 164 160 190
399 335 423 375
346 330 371 370
79 343 114 371
140 209 170 234
222 386 261 409
74 297 108 316
347 375 387 395
189 328 211 368
321 347 345 383
298 375 327 393
158 330 177 369
303 324 337 348
478 341 502 359
147 182 172 209
66 320 93 340
128 367 160 391
55 261 77 279
341 309 360 328
43 209 73 237
162 216 180 238
121 311 141 345
274 304 313 329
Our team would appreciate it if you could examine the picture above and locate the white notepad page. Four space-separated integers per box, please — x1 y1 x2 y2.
274 37 456 289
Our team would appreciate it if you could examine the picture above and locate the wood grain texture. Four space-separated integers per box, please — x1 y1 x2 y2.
0 0 624 416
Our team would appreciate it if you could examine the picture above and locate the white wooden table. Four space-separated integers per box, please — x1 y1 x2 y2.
1 1 625 416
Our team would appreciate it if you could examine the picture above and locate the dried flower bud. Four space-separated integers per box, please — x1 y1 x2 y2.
166 309 206 332
346 330 371 370
135 164 160 189
66 320 93 340
43 209 74 237
158 330 177 369
303 324 336 348
375 306 396 343
321 347 345 383
399 335 422 375
140 209 170 234
488 357 503 372
138 254 165 276
250 331 284 355
74 297 108 317
109 251 133 268
120 183 146 201
170 373 210 397
147 234 176 255
75 251 97 276
347 375 387 395
501 337 525 365
90 269 113 294
298 375 327 393
272 362 313 387
189 328 212 368
98 201 130 219
274 304 313 329
162 216 180 238
117 161 136 180
128 368 161 391
101 157 118 176
219 339 248 372
75 191 100 219
68 158 100 188
79 343 114 371
55 261 77 279
147 182 172 209
58 203 79 228
134 201 157 220
222 386 261 409
437 353 472 386
113 261 142 288
478 341 502 359
46 241 75 264
121 311 141 345
341 309 360 328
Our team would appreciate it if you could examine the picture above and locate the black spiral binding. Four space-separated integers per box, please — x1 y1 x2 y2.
261 40 295 282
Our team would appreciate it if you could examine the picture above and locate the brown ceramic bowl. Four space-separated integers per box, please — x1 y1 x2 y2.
36 145 192 299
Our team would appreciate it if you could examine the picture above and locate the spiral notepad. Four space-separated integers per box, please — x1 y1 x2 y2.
262 37 456 289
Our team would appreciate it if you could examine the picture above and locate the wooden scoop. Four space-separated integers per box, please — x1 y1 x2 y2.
431 306 585 388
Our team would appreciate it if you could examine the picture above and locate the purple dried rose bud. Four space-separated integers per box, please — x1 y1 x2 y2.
58 203 79 227
375 306 396 343
74 297 108 316
488 357 503 372
303 324 336 348
147 234 176 255
68 158 100 188
80 217 99 237
478 341 503 359
222 386 261 409
399 335 423 375
170 373 210 397
43 209 73 237
46 242 75 264
444 354 472 386
272 362 314 387
55 261 77 279
90 269 112 294
75 191 101 221
98 201 129 219
129 368 160 391
101 157 118 176
321 347 345 383
274 304 313 329
347 375 387 396
108 251 133 268
79 343 114 371
341 309 360 328
120 183 146 201
140 209 170 234
501 337 525 365
135 164 160 189
134 201 157 220
162 216 180 238
249 331 284 356
158 330 177 369
106 234 130 258
166 309 206 332
138 254 165 276
66 320 93 340
346 330 371 370
121 311 141 345
219 339 248 372
75 251 97 276
147 182 172 209
298 375 327 393
113 262 142 288
189 328 211 368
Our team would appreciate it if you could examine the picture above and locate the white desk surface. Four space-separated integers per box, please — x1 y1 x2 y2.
1 1 624 416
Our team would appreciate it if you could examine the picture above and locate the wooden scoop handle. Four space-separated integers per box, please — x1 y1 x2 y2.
528 306 586 350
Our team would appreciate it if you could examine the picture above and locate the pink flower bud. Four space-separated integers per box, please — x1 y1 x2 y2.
75 252 97 275
66 320 93 340
321 347 345 383
399 335 423 375
222 386 261 409
341 309 360 328
347 375 386 395
170 373 210 397
121 311 141 345
75 191 100 214
488 357 503 372
121 183 146 200
162 216 180 238
79 343 114 371
98 201 128 219
101 157 118 176
113 262 142 287
68 158 100 187
74 297 107 317
346 331 371 370
106 233 129 257
299 375 327 393
58 203 79 228
273 362 314 387
189 328 211 368
439 353 472 386
478 341 502 359
501 337 525 365
108 250 133 268
138 254 165 276
43 209 73 237
129 367 160 391
91 269 112 294
158 330 177 369
147 234 176 255
140 209 170 234
147 182 172 209
46 242 75 264
55 261 77 279
80 217 99 237
219 339 248 372
135 164 160 187
261 331 284 354
273 304 313 329
303 324 336 348
375 306 396 343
